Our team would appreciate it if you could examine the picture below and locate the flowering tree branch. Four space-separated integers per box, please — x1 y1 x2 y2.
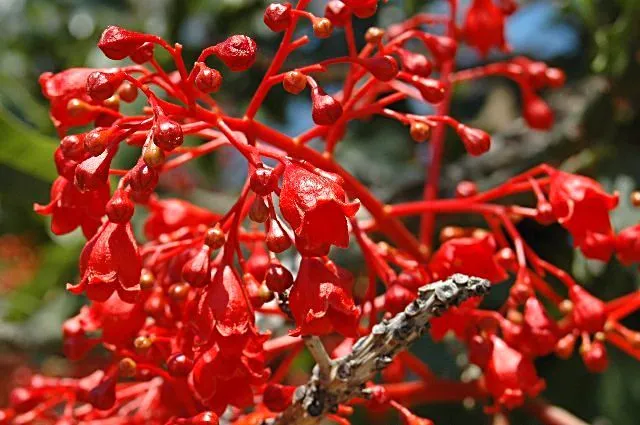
271 274 491 425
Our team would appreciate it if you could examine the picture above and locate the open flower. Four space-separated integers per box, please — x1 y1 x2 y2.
289 257 360 337
35 176 109 239
483 335 545 411
67 222 141 303
279 161 359 256
549 171 618 261
428 234 508 283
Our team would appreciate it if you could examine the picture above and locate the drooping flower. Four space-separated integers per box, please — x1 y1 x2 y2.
279 161 359 256
615 224 640 266
34 176 110 238
483 335 545 411
548 171 618 261
190 334 269 414
428 234 508 283
502 297 559 357
67 222 141 303
463 0 508 57
288 257 360 337
144 198 219 240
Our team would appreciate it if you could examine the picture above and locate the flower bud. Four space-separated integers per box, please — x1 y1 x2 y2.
250 167 277 195
523 92 554 130
143 142 166 168
581 340 608 373
545 68 566 88
249 197 270 223
311 87 343 125
129 162 159 195
409 121 431 143
456 124 491 156
362 55 399 82
87 374 117 410
153 116 184 151
455 180 478 198
352 3 377 19
398 49 432 78
411 76 445 103
87 71 125 102
66 98 91 118
195 66 223 93
264 262 294 292
313 18 333 39
84 127 114 156
182 245 211 287
130 42 155 64
266 218 291 253
106 190 135 223
167 353 194 377
264 3 292 32
283 71 307 95
325 1 350 27
204 224 226 249
118 81 138 102
213 35 257 71
98 26 152 60
118 358 137 378
365 27 384 44
60 134 85 159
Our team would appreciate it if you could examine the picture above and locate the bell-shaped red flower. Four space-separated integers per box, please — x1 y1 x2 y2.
289 257 360 337
569 285 606 334
429 234 508 282
483 335 545 411
39 68 102 132
212 35 257 71
615 224 640 265
463 0 508 57
502 297 559 357
35 176 109 238
549 171 618 261
279 161 359 256
196 265 252 343
190 335 269 414
67 222 141 303
144 198 219 240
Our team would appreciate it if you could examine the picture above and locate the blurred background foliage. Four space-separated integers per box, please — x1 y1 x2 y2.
0 0 639 423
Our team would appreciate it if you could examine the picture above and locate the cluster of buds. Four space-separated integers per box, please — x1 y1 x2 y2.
4 1 639 425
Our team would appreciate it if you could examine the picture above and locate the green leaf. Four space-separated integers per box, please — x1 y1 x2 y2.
0 106 57 182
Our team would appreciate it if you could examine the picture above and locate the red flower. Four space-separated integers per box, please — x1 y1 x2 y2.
144 198 219 240
430 298 480 342
34 176 109 238
502 297 559 357
39 68 101 132
483 335 545 411
463 0 508 57
196 265 252 344
279 161 359 256
549 171 618 261
384 284 417 315
428 234 508 282
615 224 640 265
190 335 268 414
289 257 360 337
569 285 606 334
68 222 141 303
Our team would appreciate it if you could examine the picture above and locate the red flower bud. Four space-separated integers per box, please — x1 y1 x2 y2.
182 245 211 287
311 87 343 125
195 66 223 93
213 35 257 71
130 42 154 64
84 127 115 156
615 224 640 265
384 284 417 315
264 3 292 32
569 285 606 334
182 412 219 425
455 180 478 198
463 0 507 56
325 1 351 27
167 353 194 377
456 124 491 156
106 190 134 223
581 340 608 373
86 71 125 102
523 92 554 130
545 67 566 88
153 116 184 151
98 26 153 60
250 167 277 195
245 243 270 282
411 76 445 103
265 218 292 253
129 162 159 196
87 374 117 410
555 333 576 359
264 262 294 292
263 384 295 412
60 134 86 159
397 49 432 78
362 55 399 82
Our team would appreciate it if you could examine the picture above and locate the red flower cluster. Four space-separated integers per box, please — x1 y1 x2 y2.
8 1 640 425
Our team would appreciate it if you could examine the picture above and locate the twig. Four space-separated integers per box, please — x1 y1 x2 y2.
269 274 491 425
